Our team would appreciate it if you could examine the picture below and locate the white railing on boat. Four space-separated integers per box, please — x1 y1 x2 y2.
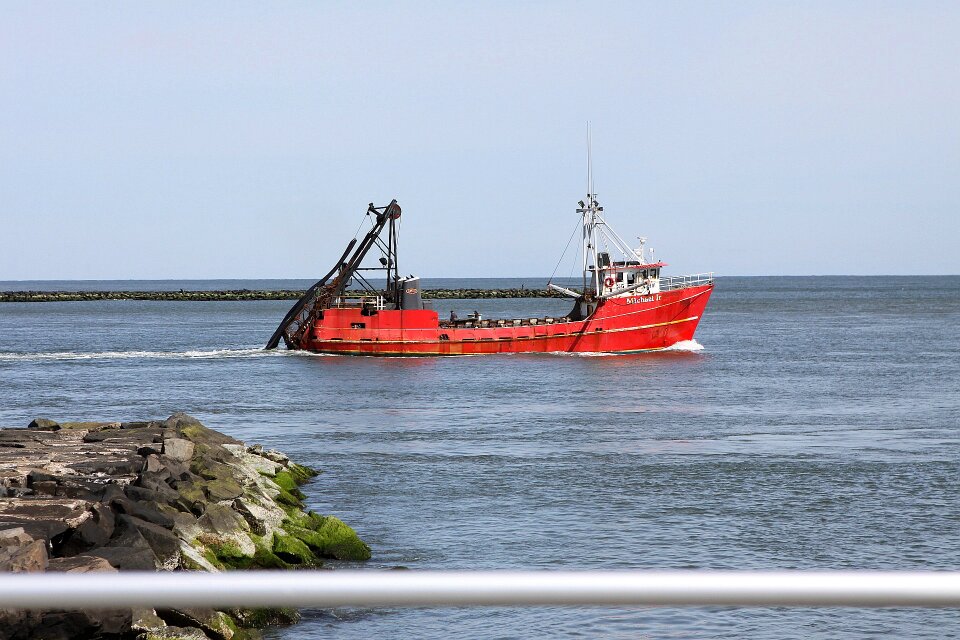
659 272 714 291
332 295 385 310
1 571 960 609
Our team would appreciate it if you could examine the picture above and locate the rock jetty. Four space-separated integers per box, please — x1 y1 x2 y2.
424 288 562 300
0 288 564 303
0 413 370 640
0 291 304 303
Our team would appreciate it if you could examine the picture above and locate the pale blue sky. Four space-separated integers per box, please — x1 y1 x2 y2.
1 2 957 279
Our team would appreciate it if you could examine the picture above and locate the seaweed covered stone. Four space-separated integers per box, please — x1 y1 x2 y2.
283 513 371 562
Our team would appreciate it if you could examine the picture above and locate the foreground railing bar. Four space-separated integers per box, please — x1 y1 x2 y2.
2 571 960 609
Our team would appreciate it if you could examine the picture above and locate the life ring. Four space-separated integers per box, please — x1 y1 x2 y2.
603 277 615 288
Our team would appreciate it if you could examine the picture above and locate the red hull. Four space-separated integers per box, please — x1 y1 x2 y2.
297 284 713 356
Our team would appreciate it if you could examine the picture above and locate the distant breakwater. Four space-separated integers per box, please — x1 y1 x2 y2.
1 288 565 302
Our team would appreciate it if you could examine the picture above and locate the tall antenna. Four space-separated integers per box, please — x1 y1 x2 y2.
586 122 593 197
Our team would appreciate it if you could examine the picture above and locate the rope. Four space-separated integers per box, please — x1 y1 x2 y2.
352 211 369 241
547 218 584 287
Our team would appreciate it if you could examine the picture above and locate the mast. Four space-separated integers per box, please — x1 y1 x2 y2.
583 125 590 295
577 124 601 298
587 123 593 203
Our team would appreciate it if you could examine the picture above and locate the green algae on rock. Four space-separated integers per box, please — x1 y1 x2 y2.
283 515 372 562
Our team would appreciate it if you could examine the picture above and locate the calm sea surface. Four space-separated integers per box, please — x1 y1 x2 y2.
1 276 958 638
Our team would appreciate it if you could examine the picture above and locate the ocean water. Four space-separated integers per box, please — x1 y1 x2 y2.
1 276 959 638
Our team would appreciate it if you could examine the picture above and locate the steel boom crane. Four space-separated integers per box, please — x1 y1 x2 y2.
265 200 401 350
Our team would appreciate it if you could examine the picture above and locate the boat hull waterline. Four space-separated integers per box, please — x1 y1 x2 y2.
299 284 713 356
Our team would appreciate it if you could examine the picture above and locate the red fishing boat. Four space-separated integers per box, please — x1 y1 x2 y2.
266 191 713 356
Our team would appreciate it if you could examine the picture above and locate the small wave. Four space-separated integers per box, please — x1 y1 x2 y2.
662 339 705 352
0 348 326 362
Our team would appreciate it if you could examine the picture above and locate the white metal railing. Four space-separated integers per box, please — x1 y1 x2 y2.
659 272 715 291
2 571 960 609
333 295 385 310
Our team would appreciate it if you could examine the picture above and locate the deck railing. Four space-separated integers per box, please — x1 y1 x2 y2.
333 295 385 310
659 272 715 291
2 571 960 609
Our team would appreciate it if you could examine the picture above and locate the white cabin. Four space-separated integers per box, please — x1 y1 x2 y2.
595 251 665 297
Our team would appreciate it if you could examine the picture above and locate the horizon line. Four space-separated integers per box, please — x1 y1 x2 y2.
1 274 959 283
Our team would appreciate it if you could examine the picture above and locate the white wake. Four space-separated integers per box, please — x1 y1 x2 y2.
0 341 705 362
0 348 330 362
662 339 705 352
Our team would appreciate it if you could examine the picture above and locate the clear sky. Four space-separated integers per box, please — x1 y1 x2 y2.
1 2 957 279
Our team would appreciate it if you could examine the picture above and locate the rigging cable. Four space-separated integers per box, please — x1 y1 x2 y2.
353 210 371 242
547 217 586 287
567 227 582 283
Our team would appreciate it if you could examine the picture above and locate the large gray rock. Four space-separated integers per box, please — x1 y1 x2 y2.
27 418 60 431
0 539 48 572
115 515 181 570
197 504 247 536
47 555 116 573
111 496 175 529
130 608 166 634
94 514 162 570
29 608 132 638
165 509 202 541
99 483 125 503
156 456 192 481
156 608 237 640
0 527 33 548
162 438 195 462
124 482 178 505
87 544 158 571
31 481 58 496
165 413 241 447
26 470 59 485
60 503 115 555
0 498 91 542
70 457 143 477
141 452 163 470
232 499 267 536
204 477 243 502
139 626 212 640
